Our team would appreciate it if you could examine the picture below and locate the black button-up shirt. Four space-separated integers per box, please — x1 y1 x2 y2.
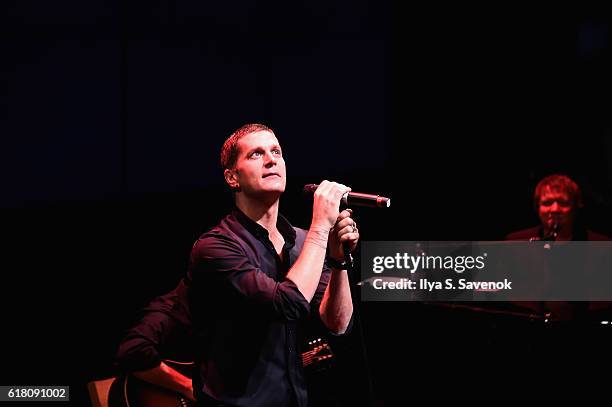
188 209 332 407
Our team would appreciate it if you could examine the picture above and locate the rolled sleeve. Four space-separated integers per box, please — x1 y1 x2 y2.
274 278 310 321
192 235 310 321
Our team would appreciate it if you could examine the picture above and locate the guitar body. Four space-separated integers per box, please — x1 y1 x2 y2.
123 379 192 407
109 360 193 407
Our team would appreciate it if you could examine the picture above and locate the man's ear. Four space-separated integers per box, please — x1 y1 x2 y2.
224 168 240 190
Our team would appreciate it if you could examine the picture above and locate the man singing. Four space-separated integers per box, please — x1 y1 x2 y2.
188 123 358 406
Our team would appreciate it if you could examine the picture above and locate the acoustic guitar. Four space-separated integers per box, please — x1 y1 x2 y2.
109 338 333 407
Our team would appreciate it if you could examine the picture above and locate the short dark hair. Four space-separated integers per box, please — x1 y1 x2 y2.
534 174 583 209
220 123 274 170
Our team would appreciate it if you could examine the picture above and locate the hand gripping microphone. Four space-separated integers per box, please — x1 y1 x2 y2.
303 184 391 208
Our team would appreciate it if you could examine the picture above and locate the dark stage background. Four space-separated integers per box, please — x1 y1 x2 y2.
2 1 612 405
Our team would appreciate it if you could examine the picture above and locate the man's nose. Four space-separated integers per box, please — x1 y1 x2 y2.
550 202 561 212
264 152 277 167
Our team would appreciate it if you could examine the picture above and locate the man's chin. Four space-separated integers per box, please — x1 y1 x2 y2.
261 182 286 194
253 187 285 199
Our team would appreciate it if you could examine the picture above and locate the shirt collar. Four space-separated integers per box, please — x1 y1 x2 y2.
232 207 297 247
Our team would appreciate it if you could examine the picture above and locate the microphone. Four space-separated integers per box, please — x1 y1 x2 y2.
552 222 560 241
539 221 560 241
303 184 391 208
